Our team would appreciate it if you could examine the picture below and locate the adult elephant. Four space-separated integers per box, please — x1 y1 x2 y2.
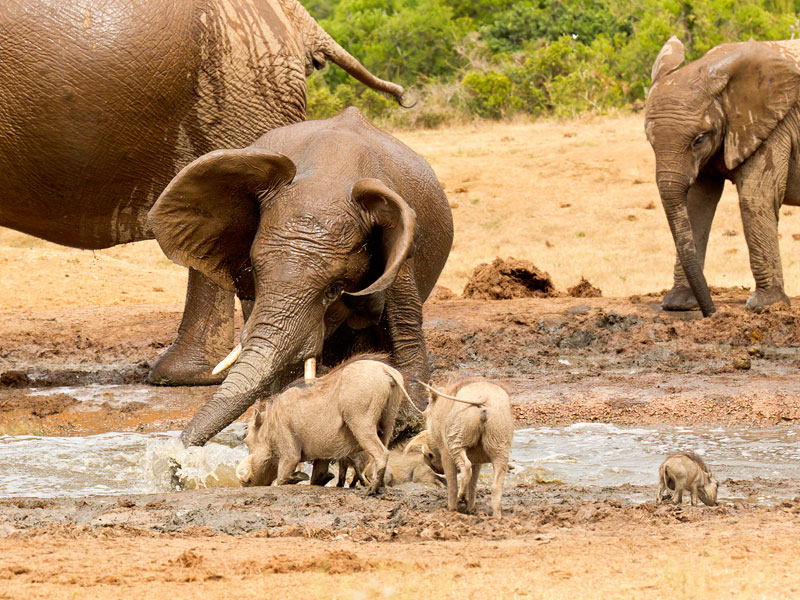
0 0 403 384
148 107 453 447
645 36 800 316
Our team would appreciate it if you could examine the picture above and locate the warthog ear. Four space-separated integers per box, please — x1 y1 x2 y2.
252 406 263 430
147 148 297 299
342 178 417 326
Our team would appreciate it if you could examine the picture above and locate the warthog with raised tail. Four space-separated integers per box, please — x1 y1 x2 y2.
407 379 513 517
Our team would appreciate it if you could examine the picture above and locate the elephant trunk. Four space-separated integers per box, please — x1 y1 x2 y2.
180 345 277 447
297 4 404 101
658 175 716 317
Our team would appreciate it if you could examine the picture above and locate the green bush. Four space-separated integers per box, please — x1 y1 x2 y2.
462 70 518 118
303 0 800 125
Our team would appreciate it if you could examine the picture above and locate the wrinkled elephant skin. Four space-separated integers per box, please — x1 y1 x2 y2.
645 37 800 316
0 0 403 384
148 108 453 447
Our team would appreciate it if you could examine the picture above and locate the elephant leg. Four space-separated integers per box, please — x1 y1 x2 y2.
380 268 429 438
148 268 234 385
663 173 724 311
736 152 790 312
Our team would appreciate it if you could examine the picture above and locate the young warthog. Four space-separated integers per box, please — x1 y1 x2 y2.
364 449 446 487
657 452 719 506
410 379 514 517
236 358 410 495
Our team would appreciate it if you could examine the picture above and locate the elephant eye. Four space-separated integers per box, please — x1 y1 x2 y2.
324 282 344 302
692 133 708 148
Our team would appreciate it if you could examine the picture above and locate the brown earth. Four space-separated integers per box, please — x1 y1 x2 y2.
462 257 558 300
2 115 800 598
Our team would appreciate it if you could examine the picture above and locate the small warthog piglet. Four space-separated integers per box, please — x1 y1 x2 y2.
657 451 718 506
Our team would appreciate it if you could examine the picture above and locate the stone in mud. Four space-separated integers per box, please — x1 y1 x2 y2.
462 257 558 300
731 356 752 370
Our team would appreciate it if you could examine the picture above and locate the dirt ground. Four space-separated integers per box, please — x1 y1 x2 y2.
2 114 800 598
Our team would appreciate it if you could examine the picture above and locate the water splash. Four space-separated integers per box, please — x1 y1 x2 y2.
0 422 798 498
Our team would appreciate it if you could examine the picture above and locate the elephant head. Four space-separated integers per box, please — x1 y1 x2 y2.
645 37 800 316
148 147 416 446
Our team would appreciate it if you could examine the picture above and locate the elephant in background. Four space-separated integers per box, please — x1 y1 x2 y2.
147 107 454 447
645 36 800 316
0 0 403 384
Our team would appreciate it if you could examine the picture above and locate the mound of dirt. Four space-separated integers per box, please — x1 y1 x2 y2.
462 257 557 300
568 278 602 298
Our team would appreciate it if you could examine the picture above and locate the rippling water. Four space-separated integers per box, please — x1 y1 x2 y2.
0 423 797 498
508 423 800 487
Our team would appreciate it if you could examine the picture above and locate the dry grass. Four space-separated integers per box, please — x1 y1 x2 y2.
393 113 800 297
3 113 800 309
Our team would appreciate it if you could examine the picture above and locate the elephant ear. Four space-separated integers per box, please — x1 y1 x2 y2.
148 149 296 299
707 41 800 170
341 178 417 325
651 36 685 84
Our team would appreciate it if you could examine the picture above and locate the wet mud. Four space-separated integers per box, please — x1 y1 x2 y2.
3 290 800 434
2 290 800 599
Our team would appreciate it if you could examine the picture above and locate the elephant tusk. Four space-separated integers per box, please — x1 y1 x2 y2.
211 344 242 375
304 357 316 382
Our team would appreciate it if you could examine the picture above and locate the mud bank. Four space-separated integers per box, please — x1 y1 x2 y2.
3 290 800 434
1 481 798 538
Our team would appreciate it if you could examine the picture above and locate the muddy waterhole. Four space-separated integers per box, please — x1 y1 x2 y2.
2 386 798 502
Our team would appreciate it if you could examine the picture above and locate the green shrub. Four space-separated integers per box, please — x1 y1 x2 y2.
462 70 518 118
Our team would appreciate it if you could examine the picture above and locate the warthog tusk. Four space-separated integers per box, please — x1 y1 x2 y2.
304 357 316 381
417 380 487 406
211 344 242 375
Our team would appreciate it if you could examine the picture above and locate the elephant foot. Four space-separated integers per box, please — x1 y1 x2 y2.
147 343 227 386
746 287 791 313
662 286 700 311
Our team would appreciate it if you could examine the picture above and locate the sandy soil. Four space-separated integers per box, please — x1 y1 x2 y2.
2 114 800 598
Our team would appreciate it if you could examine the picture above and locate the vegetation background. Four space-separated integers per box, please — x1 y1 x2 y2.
305 0 800 125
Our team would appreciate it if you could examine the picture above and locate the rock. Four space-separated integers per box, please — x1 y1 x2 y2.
731 356 752 370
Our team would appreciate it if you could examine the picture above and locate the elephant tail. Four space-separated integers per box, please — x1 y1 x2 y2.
295 2 404 102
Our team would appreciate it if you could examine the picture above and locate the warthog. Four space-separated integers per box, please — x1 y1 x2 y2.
236 357 410 495
363 449 446 487
657 451 719 506
409 379 514 517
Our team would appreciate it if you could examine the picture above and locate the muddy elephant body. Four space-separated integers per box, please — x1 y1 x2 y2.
0 0 402 383
148 108 453 446
645 37 800 316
